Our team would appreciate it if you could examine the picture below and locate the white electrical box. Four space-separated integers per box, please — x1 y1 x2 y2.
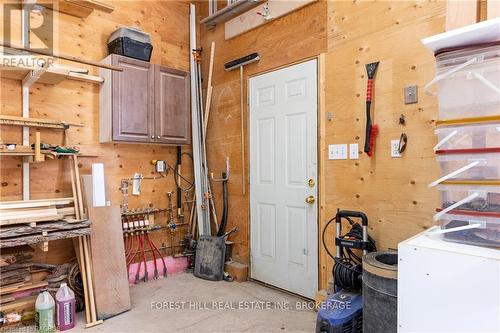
156 160 166 173
328 144 348 160
391 139 401 158
398 227 500 333
349 143 359 159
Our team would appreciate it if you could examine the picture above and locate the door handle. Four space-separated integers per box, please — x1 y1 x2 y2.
305 195 315 204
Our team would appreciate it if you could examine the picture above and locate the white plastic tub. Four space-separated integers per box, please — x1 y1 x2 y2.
430 153 500 186
434 122 500 151
437 212 500 248
436 184 500 218
425 44 500 120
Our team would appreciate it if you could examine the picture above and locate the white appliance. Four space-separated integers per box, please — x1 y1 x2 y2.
398 227 500 333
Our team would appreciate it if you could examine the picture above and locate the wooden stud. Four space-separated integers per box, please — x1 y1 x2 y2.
445 0 479 31
74 237 91 324
488 0 500 19
82 235 99 325
72 155 85 219
34 132 44 163
317 53 328 290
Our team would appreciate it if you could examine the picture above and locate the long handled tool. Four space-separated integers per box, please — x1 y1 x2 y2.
363 61 380 157
224 52 260 195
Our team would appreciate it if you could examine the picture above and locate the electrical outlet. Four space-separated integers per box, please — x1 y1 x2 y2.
329 144 348 160
349 143 359 159
391 140 401 158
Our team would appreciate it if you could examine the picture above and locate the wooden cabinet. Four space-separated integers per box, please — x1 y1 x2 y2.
100 55 190 145
155 66 190 144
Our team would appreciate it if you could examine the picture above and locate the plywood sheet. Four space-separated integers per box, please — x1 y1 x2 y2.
319 0 446 289
82 176 130 320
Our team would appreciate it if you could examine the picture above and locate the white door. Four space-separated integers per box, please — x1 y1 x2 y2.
249 59 318 298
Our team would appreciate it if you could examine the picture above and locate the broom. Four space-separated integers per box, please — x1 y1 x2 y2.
363 61 380 157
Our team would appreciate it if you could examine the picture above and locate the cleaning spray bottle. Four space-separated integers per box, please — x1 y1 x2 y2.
35 291 55 333
55 283 76 331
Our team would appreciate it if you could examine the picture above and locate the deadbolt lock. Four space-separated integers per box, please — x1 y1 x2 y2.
305 195 315 204
308 179 315 187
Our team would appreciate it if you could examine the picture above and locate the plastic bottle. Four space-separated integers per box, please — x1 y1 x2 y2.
55 283 76 331
35 291 55 333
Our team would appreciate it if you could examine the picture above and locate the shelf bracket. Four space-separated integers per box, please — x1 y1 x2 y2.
22 65 48 87
21 1 30 200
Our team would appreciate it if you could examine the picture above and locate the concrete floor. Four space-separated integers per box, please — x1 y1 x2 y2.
74 272 316 332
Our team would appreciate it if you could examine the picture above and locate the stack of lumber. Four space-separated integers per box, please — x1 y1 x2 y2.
0 246 49 326
0 198 91 248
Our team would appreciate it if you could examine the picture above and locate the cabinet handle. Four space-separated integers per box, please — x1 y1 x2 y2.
151 135 154 139
157 135 160 139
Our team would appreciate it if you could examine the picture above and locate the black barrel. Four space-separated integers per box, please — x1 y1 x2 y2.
362 251 398 333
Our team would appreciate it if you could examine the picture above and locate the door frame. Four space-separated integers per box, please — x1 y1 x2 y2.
246 54 326 298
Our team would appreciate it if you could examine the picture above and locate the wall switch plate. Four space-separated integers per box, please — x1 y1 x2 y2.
156 160 166 172
349 143 359 159
404 85 418 104
391 140 402 158
329 144 348 160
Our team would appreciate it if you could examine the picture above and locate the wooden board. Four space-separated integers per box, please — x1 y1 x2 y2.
0 281 48 296
445 0 479 31
82 172 129 319
86 205 131 320
224 0 317 39
0 115 84 129
0 198 73 209
0 295 37 314
0 227 91 248
66 0 114 13
0 59 103 84
0 219 90 238
488 0 500 19
33 0 115 18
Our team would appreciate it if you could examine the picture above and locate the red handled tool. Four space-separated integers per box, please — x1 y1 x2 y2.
363 61 380 157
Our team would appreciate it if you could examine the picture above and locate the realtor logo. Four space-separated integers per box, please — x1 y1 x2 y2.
3 2 54 53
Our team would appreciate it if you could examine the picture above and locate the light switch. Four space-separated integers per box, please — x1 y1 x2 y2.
349 143 359 159
329 144 348 160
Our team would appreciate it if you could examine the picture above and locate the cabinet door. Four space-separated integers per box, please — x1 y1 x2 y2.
112 55 154 142
154 66 190 145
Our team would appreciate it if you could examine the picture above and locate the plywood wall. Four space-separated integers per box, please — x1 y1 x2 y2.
199 0 328 263
320 0 446 288
0 0 192 263
200 0 447 289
